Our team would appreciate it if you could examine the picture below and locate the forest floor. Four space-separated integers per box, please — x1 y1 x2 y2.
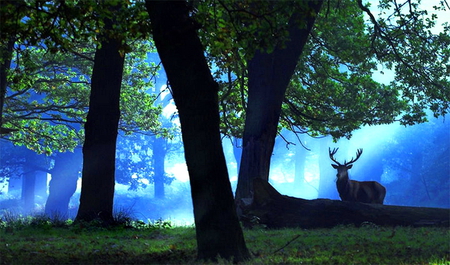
0 217 448 264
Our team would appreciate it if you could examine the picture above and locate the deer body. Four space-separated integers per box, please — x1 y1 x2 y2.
330 148 386 204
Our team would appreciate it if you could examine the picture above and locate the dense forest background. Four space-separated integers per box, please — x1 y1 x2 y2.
1 0 449 261
0 0 448 223
1 95 448 223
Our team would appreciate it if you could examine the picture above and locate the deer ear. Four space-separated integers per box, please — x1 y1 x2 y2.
347 164 353 169
331 164 338 169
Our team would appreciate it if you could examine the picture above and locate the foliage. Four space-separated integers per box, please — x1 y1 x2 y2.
0 219 447 264
3 43 91 154
194 0 450 139
194 0 302 138
1 1 163 154
115 133 180 191
2 39 163 154
2 0 448 146
0 1 151 53
362 0 450 120
283 0 407 139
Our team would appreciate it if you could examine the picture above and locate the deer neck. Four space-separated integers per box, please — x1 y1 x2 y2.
336 172 351 195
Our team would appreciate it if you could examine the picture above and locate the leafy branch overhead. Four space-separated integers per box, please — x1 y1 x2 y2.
1 0 448 153
1 2 165 154
195 0 449 139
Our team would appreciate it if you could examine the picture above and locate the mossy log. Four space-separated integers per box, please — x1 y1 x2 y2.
241 179 450 229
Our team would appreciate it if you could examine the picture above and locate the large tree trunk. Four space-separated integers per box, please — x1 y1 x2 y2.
45 150 81 219
242 179 449 228
146 1 250 262
76 9 125 224
236 1 324 201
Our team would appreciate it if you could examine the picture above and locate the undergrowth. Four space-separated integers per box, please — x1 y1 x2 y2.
0 215 448 264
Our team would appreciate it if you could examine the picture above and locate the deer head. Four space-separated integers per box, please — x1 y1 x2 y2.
329 148 363 181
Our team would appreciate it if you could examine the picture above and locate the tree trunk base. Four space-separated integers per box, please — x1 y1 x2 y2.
240 179 449 229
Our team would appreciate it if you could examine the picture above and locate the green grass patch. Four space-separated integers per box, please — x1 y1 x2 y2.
0 217 448 264
245 224 449 264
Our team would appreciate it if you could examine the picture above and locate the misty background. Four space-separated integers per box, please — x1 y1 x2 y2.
1 35 449 224
1 81 448 225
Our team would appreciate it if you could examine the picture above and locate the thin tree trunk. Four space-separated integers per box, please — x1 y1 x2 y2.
236 1 323 201
318 137 339 199
22 169 36 212
146 1 250 262
76 7 125 224
152 137 166 199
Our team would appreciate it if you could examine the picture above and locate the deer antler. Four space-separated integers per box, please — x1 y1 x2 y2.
329 147 341 166
345 148 363 166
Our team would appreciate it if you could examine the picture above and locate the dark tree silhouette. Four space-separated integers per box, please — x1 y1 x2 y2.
76 6 125 223
236 1 324 201
146 1 250 262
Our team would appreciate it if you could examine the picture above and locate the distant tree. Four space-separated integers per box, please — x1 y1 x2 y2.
115 134 153 191
115 87 179 199
0 143 50 212
151 136 167 198
44 149 82 219
151 89 180 199
317 136 339 199
115 132 177 198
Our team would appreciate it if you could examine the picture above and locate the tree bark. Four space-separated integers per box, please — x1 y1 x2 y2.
21 150 46 212
236 1 324 201
45 150 81 219
76 10 125 224
146 1 250 262
243 178 449 228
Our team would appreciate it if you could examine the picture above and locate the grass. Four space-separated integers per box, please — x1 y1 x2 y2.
0 216 448 264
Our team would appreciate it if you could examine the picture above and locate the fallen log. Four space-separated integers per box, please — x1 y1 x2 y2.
241 179 449 229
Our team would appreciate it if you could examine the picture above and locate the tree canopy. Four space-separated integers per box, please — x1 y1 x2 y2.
194 0 449 139
1 0 448 151
1 1 165 154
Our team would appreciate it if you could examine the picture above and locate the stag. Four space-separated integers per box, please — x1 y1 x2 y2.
329 148 386 204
